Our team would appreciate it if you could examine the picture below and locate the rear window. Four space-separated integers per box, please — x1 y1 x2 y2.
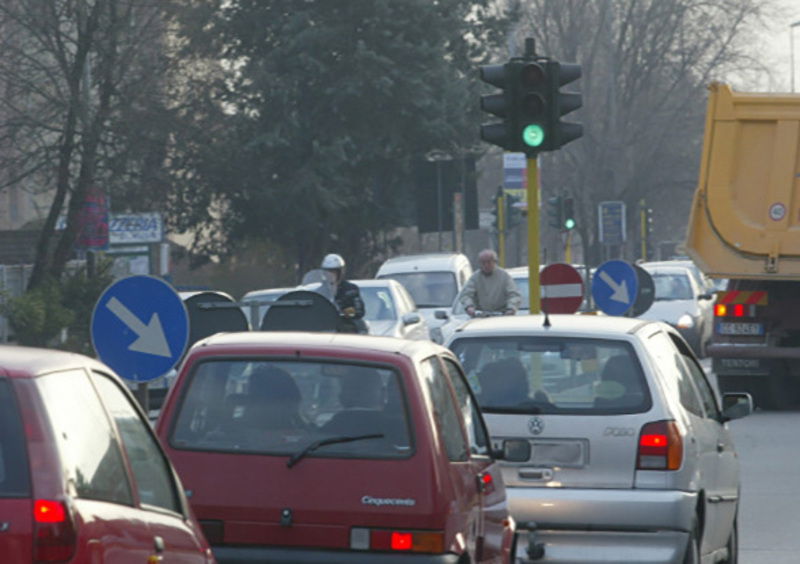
449 337 651 415
380 272 456 307
0 380 30 497
652 273 693 300
170 359 412 460
360 286 397 321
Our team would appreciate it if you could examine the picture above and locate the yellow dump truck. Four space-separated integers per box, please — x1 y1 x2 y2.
685 82 800 409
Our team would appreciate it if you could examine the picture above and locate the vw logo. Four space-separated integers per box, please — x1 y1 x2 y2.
528 416 545 435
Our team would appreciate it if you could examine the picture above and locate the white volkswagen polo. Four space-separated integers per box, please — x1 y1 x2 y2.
446 314 751 564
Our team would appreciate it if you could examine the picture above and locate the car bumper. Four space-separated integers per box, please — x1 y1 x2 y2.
508 487 696 563
212 546 461 564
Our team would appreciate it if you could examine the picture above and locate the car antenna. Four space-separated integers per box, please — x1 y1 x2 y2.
542 304 551 328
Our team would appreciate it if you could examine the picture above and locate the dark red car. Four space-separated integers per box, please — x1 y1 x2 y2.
156 332 518 563
0 345 215 563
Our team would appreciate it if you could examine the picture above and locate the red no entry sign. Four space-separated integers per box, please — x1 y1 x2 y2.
541 263 585 314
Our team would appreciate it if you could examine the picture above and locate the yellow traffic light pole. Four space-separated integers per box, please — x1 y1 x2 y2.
527 157 541 313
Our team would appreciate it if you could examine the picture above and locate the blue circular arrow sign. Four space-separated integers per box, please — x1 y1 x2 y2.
591 260 639 316
91 275 189 382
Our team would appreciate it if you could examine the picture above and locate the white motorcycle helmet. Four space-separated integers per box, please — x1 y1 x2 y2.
321 253 345 270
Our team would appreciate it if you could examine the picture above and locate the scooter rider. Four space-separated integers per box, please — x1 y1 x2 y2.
321 253 367 333
460 249 521 317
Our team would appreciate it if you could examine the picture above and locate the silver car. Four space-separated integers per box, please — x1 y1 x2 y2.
352 279 431 340
447 314 751 564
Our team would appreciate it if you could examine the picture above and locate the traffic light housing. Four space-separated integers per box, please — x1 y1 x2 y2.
547 61 583 150
506 193 524 228
517 61 549 154
479 63 515 151
563 197 576 230
547 196 563 229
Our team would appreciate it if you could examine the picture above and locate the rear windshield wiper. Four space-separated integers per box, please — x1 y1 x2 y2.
287 433 384 468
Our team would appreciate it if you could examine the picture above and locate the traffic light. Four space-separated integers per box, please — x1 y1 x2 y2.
546 196 563 229
563 197 576 230
491 190 502 231
506 193 524 228
516 61 549 154
547 61 583 150
479 63 515 151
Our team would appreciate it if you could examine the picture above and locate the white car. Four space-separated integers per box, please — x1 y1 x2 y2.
447 314 751 564
240 286 298 330
375 252 472 343
351 279 431 340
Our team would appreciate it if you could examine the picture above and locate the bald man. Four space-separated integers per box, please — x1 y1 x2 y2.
459 249 521 317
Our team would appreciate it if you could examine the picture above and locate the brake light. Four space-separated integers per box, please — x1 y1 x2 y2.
715 304 727 317
637 421 683 471
364 529 445 553
33 499 76 562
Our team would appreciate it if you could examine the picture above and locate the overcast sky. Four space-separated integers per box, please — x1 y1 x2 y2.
730 0 800 92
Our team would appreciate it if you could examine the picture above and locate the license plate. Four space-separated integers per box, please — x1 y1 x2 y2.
717 322 764 336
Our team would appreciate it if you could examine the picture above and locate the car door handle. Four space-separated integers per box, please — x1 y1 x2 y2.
717 442 725 453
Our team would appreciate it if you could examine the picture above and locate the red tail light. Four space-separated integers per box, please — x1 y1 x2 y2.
715 303 755 318
637 421 683 471
366 529 445 554
33 500 76 563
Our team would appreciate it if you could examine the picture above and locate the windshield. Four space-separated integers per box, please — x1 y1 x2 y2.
449 336 650 415
380 271 456 307
171 360 412 459
652 273 693 300
360 286 397 321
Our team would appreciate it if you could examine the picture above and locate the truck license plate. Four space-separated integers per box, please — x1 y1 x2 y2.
717 322 764 336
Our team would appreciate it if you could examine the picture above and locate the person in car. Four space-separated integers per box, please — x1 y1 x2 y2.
244 365 310 443
460 249 521 317
321 253 367 333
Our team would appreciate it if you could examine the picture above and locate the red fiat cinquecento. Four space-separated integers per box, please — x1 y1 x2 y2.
0 345 215 563
156 332 520 563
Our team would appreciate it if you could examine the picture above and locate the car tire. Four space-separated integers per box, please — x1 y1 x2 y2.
683 522 701 564
721 519 738 564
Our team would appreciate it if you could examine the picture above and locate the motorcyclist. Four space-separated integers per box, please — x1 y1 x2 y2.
460 249 521 317
321 253 367 334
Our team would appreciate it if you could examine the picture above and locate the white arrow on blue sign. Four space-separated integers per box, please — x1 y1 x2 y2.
591 260 639 316
91 275 189 382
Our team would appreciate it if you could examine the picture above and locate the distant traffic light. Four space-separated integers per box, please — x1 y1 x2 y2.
506 193 524 228
547 196 563 229
548 61 583 150
563 197 576 230
479 63 515 151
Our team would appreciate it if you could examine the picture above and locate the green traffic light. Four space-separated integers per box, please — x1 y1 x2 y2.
564 218 576 230
522 124 545 147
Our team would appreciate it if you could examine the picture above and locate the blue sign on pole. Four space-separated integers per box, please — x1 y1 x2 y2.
591 260 639 316
598 201 626 245
91 275 189 382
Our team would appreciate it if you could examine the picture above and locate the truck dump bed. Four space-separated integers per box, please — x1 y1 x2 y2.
685 83 800 279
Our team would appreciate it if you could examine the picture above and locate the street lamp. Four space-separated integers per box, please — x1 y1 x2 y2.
791 20 800 93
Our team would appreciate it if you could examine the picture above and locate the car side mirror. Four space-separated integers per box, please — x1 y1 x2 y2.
698 293 713 301
721 392 753 421
402 312 421 326
495 439 531 462
434 309 449 320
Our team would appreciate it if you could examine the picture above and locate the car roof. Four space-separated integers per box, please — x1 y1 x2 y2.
186 331 448 364
351 278 399 289
241 287 297 299
450 313 655 339
0 345 110 378
377 253 468 273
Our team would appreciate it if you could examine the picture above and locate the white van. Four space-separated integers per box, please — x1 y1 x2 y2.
375 253 473 342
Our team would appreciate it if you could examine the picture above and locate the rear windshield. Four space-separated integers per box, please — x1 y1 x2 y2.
380 272 456 308
449 337 651 415
170 360 412 459
360 286 397 321
652 273 693 300
0 380 31 497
